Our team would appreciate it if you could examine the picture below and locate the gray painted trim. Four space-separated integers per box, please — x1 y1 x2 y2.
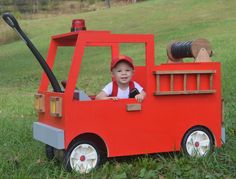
74 90 91 101
221 127 226 144
33 122 65 149
79 90 92 101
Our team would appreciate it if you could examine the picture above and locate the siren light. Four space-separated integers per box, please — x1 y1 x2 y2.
71 19 86 32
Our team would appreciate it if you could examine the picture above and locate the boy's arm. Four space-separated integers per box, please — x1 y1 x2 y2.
95 91 118 101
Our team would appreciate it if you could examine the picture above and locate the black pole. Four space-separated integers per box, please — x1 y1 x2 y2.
2 13 62 92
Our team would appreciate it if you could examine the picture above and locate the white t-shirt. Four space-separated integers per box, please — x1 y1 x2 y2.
102 81 143 99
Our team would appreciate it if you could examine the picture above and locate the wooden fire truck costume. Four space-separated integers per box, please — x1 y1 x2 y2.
2 13 225 174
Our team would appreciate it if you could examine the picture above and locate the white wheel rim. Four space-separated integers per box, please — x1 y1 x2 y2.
70 144 98 173
186 130 211 157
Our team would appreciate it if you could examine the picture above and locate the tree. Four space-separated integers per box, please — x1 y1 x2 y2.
105 0 110 8
32 0 39 13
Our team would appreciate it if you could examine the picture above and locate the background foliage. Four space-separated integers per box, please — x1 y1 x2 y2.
0 0 145 14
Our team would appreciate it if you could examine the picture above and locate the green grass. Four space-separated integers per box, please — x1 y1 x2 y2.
1 0 236 178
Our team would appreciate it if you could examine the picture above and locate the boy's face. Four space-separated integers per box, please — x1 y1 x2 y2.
111 61 134 85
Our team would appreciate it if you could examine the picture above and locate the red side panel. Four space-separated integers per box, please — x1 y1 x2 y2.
63 62 221 157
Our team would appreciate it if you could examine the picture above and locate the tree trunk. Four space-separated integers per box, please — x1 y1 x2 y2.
33 0 39 13
105 0 111 8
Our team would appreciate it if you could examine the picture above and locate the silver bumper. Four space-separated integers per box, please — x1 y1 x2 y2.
33 122 65 149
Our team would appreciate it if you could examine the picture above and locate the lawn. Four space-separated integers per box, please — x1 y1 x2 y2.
0 0 236 178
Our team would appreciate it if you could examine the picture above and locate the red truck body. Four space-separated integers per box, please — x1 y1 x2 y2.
33 30 223 158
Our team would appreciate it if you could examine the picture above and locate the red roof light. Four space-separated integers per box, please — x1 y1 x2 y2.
71 19 86 32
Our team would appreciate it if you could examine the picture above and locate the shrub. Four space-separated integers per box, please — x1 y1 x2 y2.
0 20 20 45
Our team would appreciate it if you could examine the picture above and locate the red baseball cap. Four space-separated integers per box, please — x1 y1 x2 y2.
110 55 134 71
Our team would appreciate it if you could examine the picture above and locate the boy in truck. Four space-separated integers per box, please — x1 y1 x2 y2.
96 55 146 102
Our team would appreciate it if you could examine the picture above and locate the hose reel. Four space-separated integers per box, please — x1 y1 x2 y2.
167 38 213 63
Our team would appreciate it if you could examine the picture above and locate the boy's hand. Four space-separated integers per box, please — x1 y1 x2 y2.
110 97 118 101
135 94 144 103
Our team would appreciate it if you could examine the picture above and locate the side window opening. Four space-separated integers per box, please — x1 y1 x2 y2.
50 46 74 92
76 47 111 97
74 43 147 101
52 43 147 101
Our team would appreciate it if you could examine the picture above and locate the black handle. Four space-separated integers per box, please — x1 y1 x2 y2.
2 13 19 29
2 13 62 93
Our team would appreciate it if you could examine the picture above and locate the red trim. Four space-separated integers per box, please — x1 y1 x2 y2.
111 81 118 97
111 81 135 97
129 81 135 90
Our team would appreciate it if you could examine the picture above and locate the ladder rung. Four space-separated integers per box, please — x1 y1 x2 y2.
209 74 213 90
170 74 174 91
184 74 187 91
156 74 160 92
197 74 200 90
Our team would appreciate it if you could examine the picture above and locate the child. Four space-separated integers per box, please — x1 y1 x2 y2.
96 55 146 102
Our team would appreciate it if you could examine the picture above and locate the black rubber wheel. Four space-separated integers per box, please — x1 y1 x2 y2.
182 127 214 157
45 144 55 160
64 140 105 173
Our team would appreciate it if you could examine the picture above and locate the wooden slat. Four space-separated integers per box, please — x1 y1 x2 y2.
156 74 160 92
126 104 142 111
154 90 216 96
183 74 187 91
153 70 216 75
197 74 200 90
170 74 174 91
209 73 213 90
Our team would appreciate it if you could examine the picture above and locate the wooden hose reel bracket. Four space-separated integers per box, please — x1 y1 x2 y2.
167 38 213 63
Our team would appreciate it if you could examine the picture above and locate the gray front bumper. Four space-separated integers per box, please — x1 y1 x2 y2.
33 122 65 149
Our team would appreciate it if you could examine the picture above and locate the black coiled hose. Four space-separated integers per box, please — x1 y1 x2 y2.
171 41 194 59
167 38 212 62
